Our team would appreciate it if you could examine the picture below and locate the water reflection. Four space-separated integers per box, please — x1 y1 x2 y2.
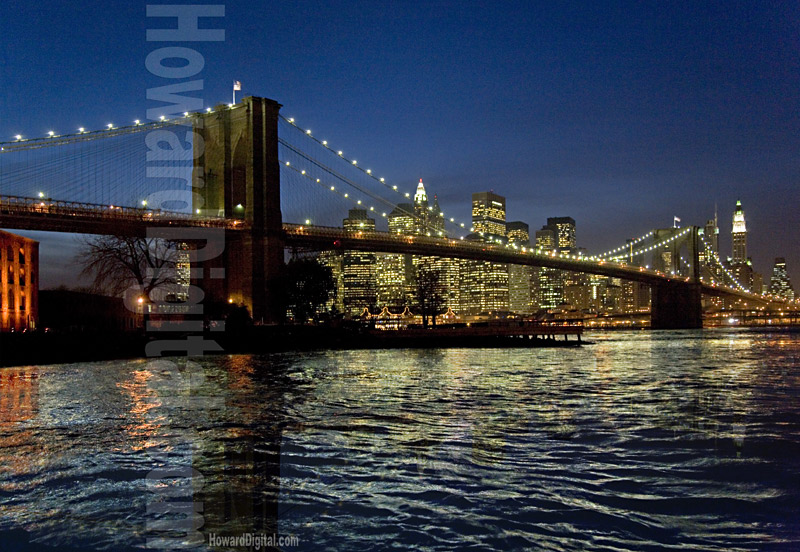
0 329 798 551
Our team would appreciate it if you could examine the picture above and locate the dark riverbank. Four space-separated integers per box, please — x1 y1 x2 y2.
0 325 585 368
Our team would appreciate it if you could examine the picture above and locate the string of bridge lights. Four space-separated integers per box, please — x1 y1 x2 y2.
607 227 693 260
280 158 461 238
1 105 246 151
698 235 752 294
280 114 477 235
596 231 655 259
278 140 455 238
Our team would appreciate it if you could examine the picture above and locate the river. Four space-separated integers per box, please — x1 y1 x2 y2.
1 328 799 551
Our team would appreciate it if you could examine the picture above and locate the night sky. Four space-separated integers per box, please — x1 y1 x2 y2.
1 1 798 288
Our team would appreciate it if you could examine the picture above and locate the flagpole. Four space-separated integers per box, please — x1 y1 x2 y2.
233 85 236 105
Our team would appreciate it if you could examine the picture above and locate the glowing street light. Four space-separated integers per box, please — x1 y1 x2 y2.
38 192 45 198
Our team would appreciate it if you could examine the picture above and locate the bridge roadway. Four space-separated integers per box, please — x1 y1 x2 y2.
0 195 772 304
282 224 767 304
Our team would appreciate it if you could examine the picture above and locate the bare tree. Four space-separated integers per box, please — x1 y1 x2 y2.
415 263 447 327
75 235 180 298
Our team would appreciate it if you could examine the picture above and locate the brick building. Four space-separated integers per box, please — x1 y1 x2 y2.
0 230 39 331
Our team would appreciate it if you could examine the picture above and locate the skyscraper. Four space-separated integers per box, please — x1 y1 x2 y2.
471 192 506 237
731 199 747 264
546 217 577 253
506 221 535 314
704 213 719 253
342 208 377 315
535 227 562 310
768 257 795 300
458 192 509 315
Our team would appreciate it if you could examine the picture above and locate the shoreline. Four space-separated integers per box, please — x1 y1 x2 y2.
0 325 585 368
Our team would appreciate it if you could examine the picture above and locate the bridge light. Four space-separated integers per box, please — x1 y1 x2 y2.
357 200 361 204
322 140 327 145
305 219 311 225
159 115 166 121
38 192 44 198
301 170 306 175
107 123 113 129
228 103 234 108
78 127 85 133
141 200 147 206
450 218 455 222
134 120 140 125
404 192 410 197
206 107 212 113
344 193 349 198
366 169 371 174
14 135 21 141
330 186 335 190
382 212 386 217
352 160 357 165
196 209 201 214
183 112 189 117
338 150 343 155
460 223 465 227
306 129 312 134
48 131 55 136
285 161 290 166
288 118 295 123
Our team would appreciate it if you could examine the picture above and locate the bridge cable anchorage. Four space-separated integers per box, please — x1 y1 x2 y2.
279 115 476 236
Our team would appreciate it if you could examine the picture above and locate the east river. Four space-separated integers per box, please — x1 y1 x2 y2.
1 329 799 551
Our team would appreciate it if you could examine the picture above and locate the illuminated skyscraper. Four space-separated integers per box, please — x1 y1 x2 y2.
342 208 377 315
458 192 509 315
471 192 506 237
546 217 576 253
704 213 719 253
768 257 795 300
507 221 534 314
535 227 562 310
731 200 747 264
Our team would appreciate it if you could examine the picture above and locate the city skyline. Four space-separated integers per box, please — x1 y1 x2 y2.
2 2 798 286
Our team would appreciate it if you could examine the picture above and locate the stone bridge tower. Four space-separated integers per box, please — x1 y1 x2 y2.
193 97 284 324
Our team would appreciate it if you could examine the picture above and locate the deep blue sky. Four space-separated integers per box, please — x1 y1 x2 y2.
1 1 798 288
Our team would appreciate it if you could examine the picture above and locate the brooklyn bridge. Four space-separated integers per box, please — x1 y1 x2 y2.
0 96 785 329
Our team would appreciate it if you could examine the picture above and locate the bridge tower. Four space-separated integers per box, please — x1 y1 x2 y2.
193 97 284 324
650 225 702 329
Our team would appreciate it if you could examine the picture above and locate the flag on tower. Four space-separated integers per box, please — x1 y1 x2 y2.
233 81 241 91
674 216 681 228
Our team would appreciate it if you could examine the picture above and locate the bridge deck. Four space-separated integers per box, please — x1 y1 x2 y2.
0 195 775 304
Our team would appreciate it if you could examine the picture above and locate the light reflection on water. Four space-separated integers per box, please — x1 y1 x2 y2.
0 328 799 551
